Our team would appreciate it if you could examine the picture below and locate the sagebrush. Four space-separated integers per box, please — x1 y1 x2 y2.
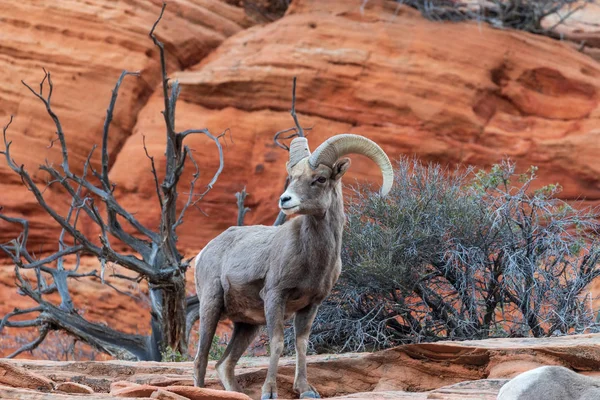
300 158 600 353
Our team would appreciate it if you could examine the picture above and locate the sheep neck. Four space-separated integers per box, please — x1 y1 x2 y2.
298 183 345 268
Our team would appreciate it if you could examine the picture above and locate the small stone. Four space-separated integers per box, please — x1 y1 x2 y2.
56 381 95 394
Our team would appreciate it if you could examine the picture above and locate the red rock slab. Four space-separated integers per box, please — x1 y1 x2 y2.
113 384 161 398
147 377 195 387
151 389 189 400
55 381 95 394
0 360 54 391
166 385 252 400
111 380 142 393
6 333 600 399
113 384 252 400
328 379 506 399
0 384 153 399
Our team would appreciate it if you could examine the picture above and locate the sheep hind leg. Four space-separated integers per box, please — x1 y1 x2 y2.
293 304 320 399
193 284 224 387
216 322 259 392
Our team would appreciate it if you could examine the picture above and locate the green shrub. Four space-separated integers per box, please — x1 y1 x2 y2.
209 335 227 361
161 346 189 362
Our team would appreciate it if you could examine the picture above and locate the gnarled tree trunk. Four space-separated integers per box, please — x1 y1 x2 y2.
0 4 226 361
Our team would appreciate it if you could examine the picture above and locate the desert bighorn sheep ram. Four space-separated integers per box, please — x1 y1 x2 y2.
193 134 393 399
497 366 600 400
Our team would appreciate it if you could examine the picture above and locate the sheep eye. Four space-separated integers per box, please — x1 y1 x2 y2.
316 176 327 184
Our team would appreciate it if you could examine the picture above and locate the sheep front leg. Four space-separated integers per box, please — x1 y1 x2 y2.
293 304 320 398
262 293 286 399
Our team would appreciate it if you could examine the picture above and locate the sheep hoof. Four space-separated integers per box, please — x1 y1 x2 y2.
261 393 277 399
300 391 320 398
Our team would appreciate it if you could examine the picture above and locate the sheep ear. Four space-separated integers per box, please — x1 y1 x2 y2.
332 157 351 181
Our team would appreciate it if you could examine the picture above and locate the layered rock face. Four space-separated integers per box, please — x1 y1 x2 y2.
0 0 251 250
2 0 600 255
111 0 600 253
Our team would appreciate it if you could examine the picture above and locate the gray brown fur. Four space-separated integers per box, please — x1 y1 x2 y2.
193 133 392 399
497 366 600 400
193 158 350 399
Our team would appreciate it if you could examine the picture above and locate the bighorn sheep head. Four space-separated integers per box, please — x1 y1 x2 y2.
279 134 394 216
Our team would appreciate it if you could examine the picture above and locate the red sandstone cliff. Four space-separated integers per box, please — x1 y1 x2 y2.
0 0 252 250
1 0 600 255
1 0 600 362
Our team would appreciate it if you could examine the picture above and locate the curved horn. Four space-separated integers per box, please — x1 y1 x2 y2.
308 134 393 196
288 137 311 168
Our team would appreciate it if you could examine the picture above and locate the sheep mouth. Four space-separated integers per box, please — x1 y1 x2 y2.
280 205 300 215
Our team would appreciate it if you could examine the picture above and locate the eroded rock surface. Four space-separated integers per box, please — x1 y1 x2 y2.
2 334 600 399
2 0 600 380
0 0 251 249
3 0 599 255
110 0 600 253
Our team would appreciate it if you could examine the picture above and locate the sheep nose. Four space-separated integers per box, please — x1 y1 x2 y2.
280 195 292 205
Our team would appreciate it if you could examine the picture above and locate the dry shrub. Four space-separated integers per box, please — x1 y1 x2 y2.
395 0 591 38
301 158 600 353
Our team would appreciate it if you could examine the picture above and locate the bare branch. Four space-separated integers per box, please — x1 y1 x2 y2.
22 70 69 173
0 115 14 156
149 2 174 139
273 126 314 151
172 128 228 231
273 77 313 151
7 325 50 359
143 134 163 209
290 76 304 138
21 246 85 271
101 70 140 191
21 71 159 249
177 129 226 190
0 307 42 333
235 187 251 226
173 146 200 230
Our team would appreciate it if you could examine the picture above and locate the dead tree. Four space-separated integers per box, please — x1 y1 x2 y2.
0 4 228 361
